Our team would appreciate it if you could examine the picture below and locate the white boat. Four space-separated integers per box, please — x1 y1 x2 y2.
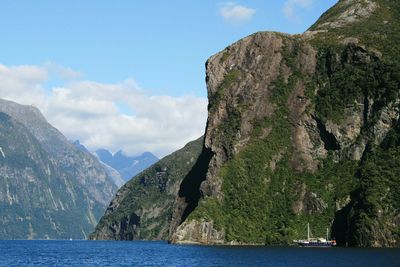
293 223 336 247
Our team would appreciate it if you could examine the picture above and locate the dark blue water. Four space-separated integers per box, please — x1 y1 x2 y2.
0 240 399 267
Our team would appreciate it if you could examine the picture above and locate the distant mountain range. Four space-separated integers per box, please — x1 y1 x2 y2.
0 99 118 239
95 149 159 181
72 141 125 188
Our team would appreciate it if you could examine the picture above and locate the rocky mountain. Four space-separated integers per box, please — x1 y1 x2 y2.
73 141 125 188
90 136 204 240
95 149 159 181
169 0 400 247
0 99 118 239
91 0 400 247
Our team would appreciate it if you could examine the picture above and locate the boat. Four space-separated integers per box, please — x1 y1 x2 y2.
293 223 336 247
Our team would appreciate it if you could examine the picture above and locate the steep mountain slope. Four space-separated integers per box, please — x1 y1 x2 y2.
73 141 125 188
95 149 159 181
90 137 204 240
0 99 118 239
170 0 400 247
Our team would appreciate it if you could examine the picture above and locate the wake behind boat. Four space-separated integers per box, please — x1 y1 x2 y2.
293 223 336 247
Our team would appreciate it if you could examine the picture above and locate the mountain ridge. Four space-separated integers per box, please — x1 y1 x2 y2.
0 99 118 239
95 149 159 181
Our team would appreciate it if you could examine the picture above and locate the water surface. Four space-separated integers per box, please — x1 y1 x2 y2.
0 240 399 266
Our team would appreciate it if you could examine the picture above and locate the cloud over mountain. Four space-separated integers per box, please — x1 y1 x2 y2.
0 63 207 157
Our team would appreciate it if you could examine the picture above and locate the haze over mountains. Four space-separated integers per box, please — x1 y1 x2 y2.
72 140 125 188
95 149 159 182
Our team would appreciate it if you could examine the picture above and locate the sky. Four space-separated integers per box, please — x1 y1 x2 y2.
0 0 338 157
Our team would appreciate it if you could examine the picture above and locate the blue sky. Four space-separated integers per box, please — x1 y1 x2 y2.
0 0 338 156
0 0 337 96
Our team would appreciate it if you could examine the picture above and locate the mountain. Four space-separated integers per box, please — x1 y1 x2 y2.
169 0 400 247
0 99 118 239
72 141 125 188
91 0 400 247
95 149 159 181
90 136 204 240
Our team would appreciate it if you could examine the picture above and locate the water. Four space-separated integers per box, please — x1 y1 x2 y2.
0 240 399 267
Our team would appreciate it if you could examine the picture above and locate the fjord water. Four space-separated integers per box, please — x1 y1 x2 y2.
0 241 399 267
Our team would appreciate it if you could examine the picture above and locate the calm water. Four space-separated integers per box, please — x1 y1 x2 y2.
0 240 399 267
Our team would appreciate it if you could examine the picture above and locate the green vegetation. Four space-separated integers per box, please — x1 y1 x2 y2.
91 137 204 240
191 64 359 243
310 0 400 62
349 123 400 246
189 37 357 244
314 46 400 123
220 49 230 63
209 70 241 113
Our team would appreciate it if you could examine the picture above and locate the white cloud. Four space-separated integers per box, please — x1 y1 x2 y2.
283 0 314 21
0 64 47 107
220 2 256 23
0 63 208 158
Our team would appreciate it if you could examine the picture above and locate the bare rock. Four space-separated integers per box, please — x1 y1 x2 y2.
171 219 225 245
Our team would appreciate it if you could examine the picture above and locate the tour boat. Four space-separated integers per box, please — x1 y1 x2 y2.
293 223 336 247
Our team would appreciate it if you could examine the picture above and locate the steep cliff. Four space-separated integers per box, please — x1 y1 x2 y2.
0 99 117 239
90 137 204 240
171 0 400 247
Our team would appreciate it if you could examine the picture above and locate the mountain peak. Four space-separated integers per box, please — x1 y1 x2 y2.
304 0 400 62
95 149 159 181
114 150 124 156
309 0 379 31
0 98 47 124
0 99 118 239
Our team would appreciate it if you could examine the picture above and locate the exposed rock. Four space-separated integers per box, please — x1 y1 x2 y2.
310 0 378 31
0 99 118 239
335 195 351 211
293 184 328 214
171 219 225 245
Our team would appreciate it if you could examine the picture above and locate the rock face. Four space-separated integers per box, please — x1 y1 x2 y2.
0 99 117 239
170 0 400 247
89 137 204 240
91 0 400 247
170 219 225 245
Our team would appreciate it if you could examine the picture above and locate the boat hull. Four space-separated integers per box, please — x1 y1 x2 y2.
297 242 334 247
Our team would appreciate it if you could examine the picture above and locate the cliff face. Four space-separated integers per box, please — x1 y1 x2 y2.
89 137 204 240
171 0 400 247
0 99 117 239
